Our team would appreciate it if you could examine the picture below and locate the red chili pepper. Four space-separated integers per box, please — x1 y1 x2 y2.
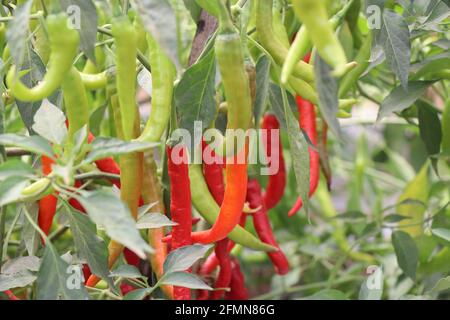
261 114 286 210
224 258 248 300
210 239 232 300
38 156 57 237
288 52 319 217
167 145 192 300
247 179 289 275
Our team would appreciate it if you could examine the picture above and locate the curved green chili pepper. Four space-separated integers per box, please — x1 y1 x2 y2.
189 164 276 252
255 0 314 83
111 16 137 141
291 0 348 76
138 33 176 143
338 32 372 98
6 13 79 102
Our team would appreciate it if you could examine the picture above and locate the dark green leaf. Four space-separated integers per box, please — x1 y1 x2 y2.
175 49 216 137
0 176 30 206
60 0 98 63
0 160 34 181
431 228 450 244
314 56 342 139
0 270 36 291
302 289 347 300
110 265 143 279
0 133 54 158
384 214 411 223
378 81 435 120
417 100 442 156
137 213 177 229
160 271 212 290
124 288 150 300
254 55 271 125
392 230 419 280
36 244 89 300
78 190 153 259
6 0 32 68
163 244 212 274
64 208 112 288
380 10 411 89
84 137 156 164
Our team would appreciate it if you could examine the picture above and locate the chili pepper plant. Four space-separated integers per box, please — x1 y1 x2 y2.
0 0 449 301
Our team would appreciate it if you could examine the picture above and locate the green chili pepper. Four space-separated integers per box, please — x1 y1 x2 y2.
338 32 372 98
62 67 90 152
255 0 314 83
138 33 176 143
111 16 137 142
291 0 348 76
282 0 357 83
6 13 79 102
189 164 276 252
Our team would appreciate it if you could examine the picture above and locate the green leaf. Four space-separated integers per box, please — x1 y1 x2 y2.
334 211 366 221
429 276 450 294
36 244 89 300
89 103 108 137
0 176 30 206
64 208 112 288
254 55 271 125
60 0 98 63
431 228 450 244
14 49 47 134
417 100 442 168
78 190 153 259
378 81 435 120
0 160 34 181
110 265 143 279
0 133 54 158
84 138 156 164
160 271 212 290
397 163 429 237
32 100 68 145
137 213 177 229
163 244 212 274
174 49 216 137
392 230 419 280
123 288 150 300
380 10 411 89
1 256 40 274
280 87 310 213
314 55 342 139
0 270 37 291
384 214 411 223
6 0 32 68
410 52 450 79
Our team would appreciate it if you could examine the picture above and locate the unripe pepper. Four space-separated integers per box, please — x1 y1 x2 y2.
6 13 79 102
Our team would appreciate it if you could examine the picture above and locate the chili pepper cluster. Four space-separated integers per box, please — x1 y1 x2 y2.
0 0 380 300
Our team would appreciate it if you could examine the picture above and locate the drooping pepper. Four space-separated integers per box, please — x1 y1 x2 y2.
138 33 176 144
167 145 192 300
261 114 286 210
6 13 79 102
224 258 248 300
38 156 57 237
247 179 289 275
291 0 348 76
